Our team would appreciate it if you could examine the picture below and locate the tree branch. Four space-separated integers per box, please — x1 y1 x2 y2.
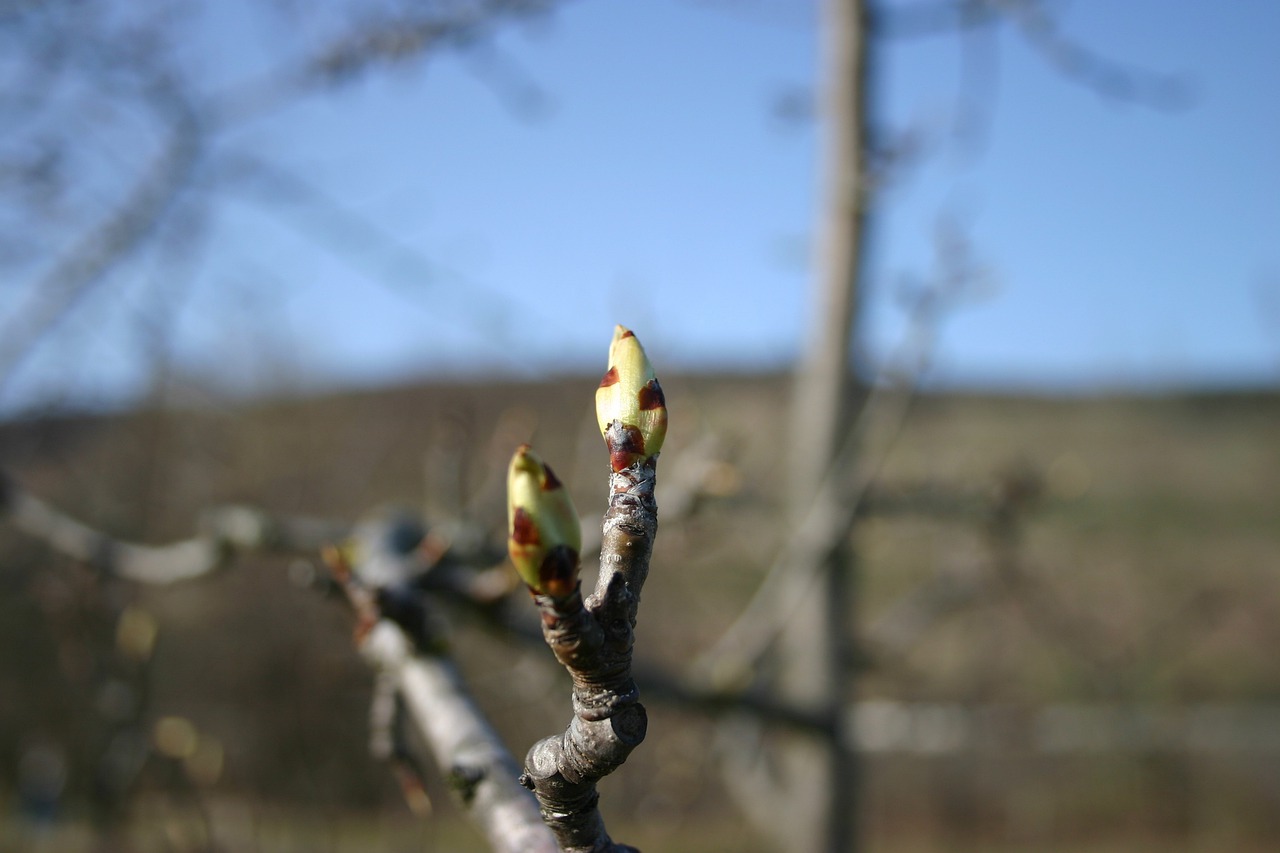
1001 0 1191 110
0 472 349 583
693 218 989 690
203 0 561 127
360 620 557 853
0 84 202 395
2 471 558 850
505 328 665 852
517 453 656 852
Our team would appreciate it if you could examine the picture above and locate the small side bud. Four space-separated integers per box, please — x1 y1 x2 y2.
506 445 582 598
594 325 667 472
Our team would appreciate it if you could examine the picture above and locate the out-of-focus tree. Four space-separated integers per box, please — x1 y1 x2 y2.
0 2 1211 853
693 2 1188 851
0 0 558 409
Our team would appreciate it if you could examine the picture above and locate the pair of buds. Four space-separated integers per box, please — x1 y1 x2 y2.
506 326 666 597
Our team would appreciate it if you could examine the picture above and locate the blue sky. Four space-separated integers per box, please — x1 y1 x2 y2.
4 0 1279 414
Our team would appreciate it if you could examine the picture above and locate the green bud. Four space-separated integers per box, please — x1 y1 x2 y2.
594 325 667 472
506 445 582 597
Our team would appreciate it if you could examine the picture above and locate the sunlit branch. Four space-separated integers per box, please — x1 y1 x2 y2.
506 327 666 851
0 472 356 584
5 480 243 583
359 622 557 852
317 518 559 851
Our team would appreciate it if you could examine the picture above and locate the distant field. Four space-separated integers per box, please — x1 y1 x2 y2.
2 377 1277 850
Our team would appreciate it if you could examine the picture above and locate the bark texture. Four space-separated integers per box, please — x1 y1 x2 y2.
520 458 657 853
362 623 558 853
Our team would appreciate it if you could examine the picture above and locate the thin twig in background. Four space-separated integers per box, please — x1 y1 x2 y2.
0 0 567 406
692 219 984 691
1 470 557 849
0 88 202 397
1000 0 1192 110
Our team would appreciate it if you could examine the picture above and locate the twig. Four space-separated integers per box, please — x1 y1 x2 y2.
209 153 554 359
426 571 835 738
1000 0 1191 109
315 516 565 851
692 219 986 689
981 468 1123 691
4 484 222 584
578 429 732 559
0 473 347 583
878 0 1190 111
507 327 665 851
690 321 929 688
0 85 202 395
202 1 560 127
360 622 557 853
2 472 557 850
864 563 989 658
519 459 656 852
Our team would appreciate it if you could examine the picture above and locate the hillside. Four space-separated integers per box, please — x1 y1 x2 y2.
2 375 1278 851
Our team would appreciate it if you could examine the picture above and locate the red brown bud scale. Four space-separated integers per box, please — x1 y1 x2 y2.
594 325 667 472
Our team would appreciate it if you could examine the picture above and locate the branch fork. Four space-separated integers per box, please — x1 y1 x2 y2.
507 326 665 852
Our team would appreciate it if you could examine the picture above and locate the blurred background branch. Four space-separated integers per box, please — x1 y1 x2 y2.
1 1 1278 851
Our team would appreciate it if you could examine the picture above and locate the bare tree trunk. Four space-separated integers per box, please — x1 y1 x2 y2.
789 0 869 498
778 0 870 850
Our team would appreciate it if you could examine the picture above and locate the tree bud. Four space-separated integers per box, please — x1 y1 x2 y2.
506 445 582 598
595 325 667 472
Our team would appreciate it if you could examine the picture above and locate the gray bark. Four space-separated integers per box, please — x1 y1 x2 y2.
775 0 870 850
361 623 558 853
1 474 558 852
520 456 658 853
